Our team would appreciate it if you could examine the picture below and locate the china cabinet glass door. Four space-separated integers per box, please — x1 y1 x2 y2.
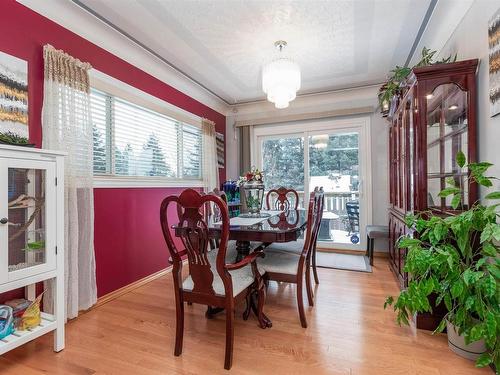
0 158 56 283
426 83 469 210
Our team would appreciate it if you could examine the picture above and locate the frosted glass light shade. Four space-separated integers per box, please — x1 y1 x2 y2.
262 57 301 109
311 134 329 149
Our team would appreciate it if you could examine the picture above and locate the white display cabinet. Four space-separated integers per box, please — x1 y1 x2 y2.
0 144 65 354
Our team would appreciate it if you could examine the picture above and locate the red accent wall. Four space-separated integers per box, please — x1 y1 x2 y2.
0 0 226 298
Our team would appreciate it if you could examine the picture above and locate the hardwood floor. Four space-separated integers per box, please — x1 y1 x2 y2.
0 259 490 374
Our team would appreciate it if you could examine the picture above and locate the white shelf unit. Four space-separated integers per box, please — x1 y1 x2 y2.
0 145 65 354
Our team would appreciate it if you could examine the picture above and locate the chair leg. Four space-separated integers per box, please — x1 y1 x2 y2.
224 306 235 370
174 293 184 356
305 258 314 307
370 238 374 266
365 235 370 257
312 246 320 285
296 277 307 328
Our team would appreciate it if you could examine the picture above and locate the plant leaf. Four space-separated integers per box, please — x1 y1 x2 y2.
483 274 496 297
485 191 500 199
475 353 492 367
438 187 460 197
434 318 447 334
465 296 475 310
469 324 484 342
477 176 493 187
456 150 466 168
475 257 486 270
398 237 421 248
482 242 498 257
451 194 461 209
444 294 452 311
487 263 500 280
451 280 464 298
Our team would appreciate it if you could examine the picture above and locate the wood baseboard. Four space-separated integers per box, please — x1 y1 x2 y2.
317 247 389 258
94 267 173 309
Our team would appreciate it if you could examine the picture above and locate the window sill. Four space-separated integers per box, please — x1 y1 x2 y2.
93 176 204 189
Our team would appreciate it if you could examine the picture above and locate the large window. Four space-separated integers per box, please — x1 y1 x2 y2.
91 89 202 180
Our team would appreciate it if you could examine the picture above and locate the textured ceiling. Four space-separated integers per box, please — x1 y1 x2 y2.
77 0 432 104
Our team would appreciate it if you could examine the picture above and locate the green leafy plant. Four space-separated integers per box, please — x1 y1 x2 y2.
24 241 45 251
385 151 500 371
0 131 30 145
378 47 457 110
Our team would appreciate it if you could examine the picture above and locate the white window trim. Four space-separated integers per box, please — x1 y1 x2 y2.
89 69 204 188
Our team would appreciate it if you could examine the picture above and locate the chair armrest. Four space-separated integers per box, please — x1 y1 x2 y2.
226 250 265 271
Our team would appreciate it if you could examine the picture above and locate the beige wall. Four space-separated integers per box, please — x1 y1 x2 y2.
438 0 500 195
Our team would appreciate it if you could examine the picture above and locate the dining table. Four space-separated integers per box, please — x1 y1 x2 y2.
210 209 309 261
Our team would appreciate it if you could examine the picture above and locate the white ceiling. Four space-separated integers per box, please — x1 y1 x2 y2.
72 0 432 105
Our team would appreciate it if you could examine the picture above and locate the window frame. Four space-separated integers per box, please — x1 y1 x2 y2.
89 71 204 189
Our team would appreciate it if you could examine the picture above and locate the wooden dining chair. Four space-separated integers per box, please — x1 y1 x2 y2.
264 187 325 287
265 186 300 210
160 188 266 370
257 188 324 328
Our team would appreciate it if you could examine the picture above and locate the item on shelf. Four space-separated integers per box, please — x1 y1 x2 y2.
0 306 14 339
15 293 43 331
5 298 31 328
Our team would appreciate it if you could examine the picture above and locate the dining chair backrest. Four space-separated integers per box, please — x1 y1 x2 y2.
310 187 325 251
160 188 232 296
266 187 300 211
300 187 324 258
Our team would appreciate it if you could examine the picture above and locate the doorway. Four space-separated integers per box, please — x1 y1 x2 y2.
253 117 372 250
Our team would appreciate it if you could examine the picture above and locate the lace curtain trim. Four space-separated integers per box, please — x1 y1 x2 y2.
43 44 92 93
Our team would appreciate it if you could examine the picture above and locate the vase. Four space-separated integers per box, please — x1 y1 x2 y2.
446 321 486 361
242 181 264 216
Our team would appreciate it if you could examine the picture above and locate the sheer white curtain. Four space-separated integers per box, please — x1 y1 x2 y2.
42 45 97 319
202 118 219 192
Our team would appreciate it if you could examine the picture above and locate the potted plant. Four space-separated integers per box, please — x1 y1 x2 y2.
238 167 265 217
385 151 500 371
378 47 457 115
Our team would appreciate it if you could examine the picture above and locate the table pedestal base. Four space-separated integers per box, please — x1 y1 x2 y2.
243 288 272 329
235 240 251 262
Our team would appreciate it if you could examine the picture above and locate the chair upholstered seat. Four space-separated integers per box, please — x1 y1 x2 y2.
257 250 300 275
265 240 304 254
366 225 389 239
183 247 254 297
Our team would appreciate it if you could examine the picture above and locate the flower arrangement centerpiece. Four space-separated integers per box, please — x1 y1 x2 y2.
238 167 266 217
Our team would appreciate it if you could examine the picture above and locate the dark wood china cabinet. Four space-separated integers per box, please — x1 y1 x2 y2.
387 59 479 328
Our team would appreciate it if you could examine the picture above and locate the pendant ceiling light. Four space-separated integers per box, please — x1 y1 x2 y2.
262 41 301 109
311 134 329 149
